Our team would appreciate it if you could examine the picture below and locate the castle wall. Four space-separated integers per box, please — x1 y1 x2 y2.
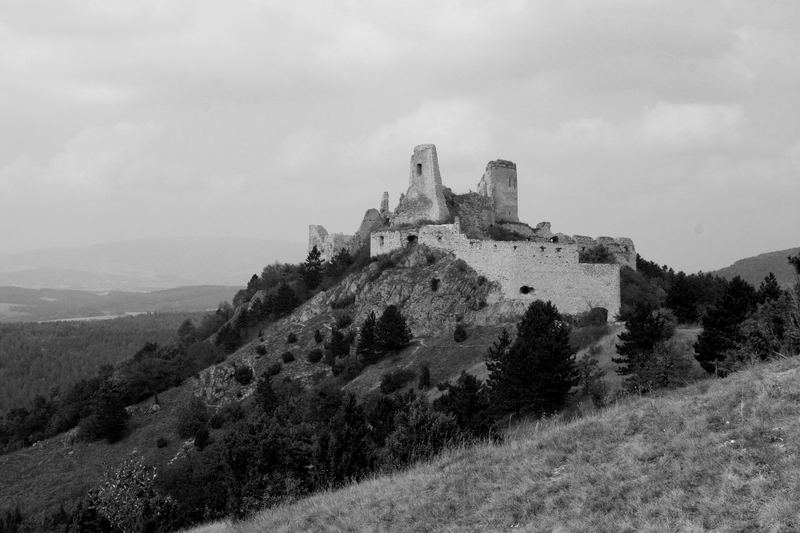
370 224 620 317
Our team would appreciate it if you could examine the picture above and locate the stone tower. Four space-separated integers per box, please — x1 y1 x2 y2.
477 159 518 223
392 144 450 226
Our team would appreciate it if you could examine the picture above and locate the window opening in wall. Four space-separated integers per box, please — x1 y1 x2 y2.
519 285 533 295
416 163 422 176
508 177 512 186
407 235 418 245
556 247 562 252
379 236 385 246
540 246 546 252
513 245 517 250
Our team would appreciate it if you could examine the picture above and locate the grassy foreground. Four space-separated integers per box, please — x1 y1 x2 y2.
193 356 800 532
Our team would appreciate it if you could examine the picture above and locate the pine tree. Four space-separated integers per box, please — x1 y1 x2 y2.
695 276 758 374
613 303 675 378
356 311 378 364
758 272 783 303
274 282 298 317
303 246 324 290
433 371 492 438
375 305 412 353
486 301 577 417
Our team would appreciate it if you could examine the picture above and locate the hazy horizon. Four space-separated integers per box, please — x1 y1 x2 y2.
1 1 799 273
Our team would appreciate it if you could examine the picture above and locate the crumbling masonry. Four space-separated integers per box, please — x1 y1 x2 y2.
309 144 636 318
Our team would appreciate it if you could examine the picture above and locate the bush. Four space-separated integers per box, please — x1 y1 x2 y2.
579 244 615 264
233 366 254 385
255 345 267 356
266 362 282 376
281 351 295 363
453 324 468 343
156 436 169 448
379 369 417 394
335 313 353 329
176 397 209 439
307 349 323 363
418 364 431 389
331 294 356 309
286 332 298 344
430 278 440 292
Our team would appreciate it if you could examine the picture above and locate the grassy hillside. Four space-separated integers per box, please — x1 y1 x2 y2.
198 355 800 532
714 246 799 288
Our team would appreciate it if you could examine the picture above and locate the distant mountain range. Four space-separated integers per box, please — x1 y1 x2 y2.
0 238 306 291
713 247 799 288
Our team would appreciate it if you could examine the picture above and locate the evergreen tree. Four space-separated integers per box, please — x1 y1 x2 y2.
417 363 431 389
665 271 699 323
375 305 412 353
433 371 493 438
329 327 350 358
177 319 197 346
356 311 378 364
79 380 129 443
303 246 324 290
758 272 783 303
273 282 298 317
694 276 758 374
613 304 675 378
486 301 577 417
314 395 373 485
789 252 800 275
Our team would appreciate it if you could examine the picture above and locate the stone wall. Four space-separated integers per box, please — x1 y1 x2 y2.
370 223 620 316
445 191 495 239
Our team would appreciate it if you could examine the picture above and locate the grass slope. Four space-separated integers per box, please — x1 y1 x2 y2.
199 356 800 532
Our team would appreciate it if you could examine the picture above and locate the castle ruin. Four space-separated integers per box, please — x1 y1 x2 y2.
308 144 636 318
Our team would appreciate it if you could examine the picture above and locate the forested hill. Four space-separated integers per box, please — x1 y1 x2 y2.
714 247 799 288
0 285 237 322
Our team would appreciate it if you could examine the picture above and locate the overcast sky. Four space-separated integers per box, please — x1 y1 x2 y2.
1 1 798 272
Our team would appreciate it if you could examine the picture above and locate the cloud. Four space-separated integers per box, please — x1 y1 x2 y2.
641 101 743 150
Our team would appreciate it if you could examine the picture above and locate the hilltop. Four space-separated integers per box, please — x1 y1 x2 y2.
714 246 799 288
198 355 800 532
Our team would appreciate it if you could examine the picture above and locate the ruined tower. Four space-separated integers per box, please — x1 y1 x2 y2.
477 159 518 223
392 144 450 226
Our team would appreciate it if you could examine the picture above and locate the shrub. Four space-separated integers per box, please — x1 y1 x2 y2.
579 244 615 264
453 259 470 273
281 351 295 363
194 426 210 450
176 397 209 439
307 349 323 363
331 294 356 309
380 369 417 394
255 345 267 356
430 278 440 292
266 362 282 377
453 324 468 343
286 332 298 344
335 313 353 329
418 364 431 389
156 436 169 448
233 366 254 386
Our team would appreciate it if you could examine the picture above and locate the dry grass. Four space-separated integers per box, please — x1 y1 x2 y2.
193 356 800 533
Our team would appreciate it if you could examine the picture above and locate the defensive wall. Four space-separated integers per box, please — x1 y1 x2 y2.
370 222 620 317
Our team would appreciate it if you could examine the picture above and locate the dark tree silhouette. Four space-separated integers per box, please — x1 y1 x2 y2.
303 246 324 290
694 276 758 374
486 301 577 417
375 305 412 353
356 311 378 364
